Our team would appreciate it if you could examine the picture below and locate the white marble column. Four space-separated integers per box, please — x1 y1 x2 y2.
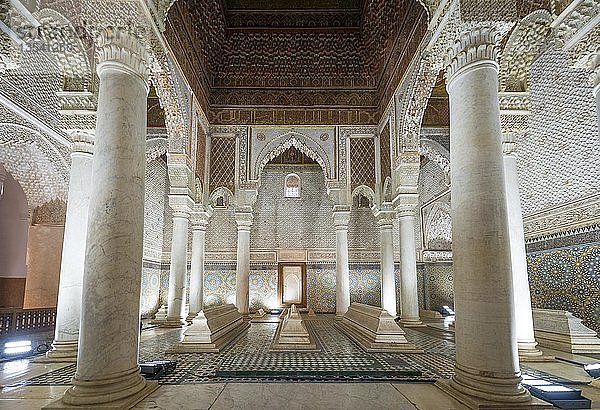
58 28 157 407
590 51 600 133
235 212 252 317
333 209 351 318
377 209 397 316
163 199 191 327
396 199 422 326
44 133 93 362
187 210 209 321
502 132 542 358
439 26 530 405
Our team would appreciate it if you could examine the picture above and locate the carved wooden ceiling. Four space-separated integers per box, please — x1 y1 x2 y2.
165 0 428 125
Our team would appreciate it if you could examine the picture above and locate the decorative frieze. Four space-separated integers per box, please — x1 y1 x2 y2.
523 194 600 241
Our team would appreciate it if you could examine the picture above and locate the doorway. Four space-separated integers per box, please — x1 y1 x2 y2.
277 263 307 307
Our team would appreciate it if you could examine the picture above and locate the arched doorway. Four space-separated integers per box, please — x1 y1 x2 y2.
0 165 30 308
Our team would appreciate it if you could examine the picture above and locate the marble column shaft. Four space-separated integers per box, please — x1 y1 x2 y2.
46 134 93 361
377 211 397 316
188 215 208 319
334 210 351 318
502 134 541 357
590 51 600 133
60 28 153 406
235 212 252 316
444 26 529 403
165 207 190 326
397 205 421 325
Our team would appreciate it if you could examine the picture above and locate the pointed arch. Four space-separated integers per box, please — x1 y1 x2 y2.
253 132 332 183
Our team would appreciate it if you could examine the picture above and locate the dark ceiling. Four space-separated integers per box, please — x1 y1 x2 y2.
165 0 428 125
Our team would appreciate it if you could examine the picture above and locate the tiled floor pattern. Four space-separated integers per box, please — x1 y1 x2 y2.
2 315 583 387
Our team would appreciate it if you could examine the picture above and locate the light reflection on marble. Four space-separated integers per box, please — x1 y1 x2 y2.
0 359 70 387
393 383 470 410
210 383 417 410
133 384 225 409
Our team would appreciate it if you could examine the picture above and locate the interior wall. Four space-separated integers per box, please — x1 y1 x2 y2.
0 168 29 308
23 225 64 308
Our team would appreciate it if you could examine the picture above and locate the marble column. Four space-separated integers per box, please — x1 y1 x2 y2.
377 209 397 316
439 26 530 404
396 198 422 326
590 51 600 133
502 132 542 358
187 210 209 321
235 212 252 317
57 28 157 407
44 133 93 362
163 198 191 327
333 209 351 318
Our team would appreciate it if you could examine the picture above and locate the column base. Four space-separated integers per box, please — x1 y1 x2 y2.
400 318 425 327
591 378 600 389
518 341 552 362
44 368 158 409
33 340 78 363
158 318 187 328
435 379 552 409
186 312 197 323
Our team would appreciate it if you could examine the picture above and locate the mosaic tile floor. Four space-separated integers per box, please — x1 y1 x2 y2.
3 315 582 387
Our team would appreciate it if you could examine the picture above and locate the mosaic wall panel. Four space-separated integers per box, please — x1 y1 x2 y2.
527 242 600 333
423 263 454 312
349 263 381 307
251 166 335 249
519 47 599 216
140 264 162 316
350 137 375 191
307 264 337 313
249 265 278 311
143 159 168 257
203 265 237 307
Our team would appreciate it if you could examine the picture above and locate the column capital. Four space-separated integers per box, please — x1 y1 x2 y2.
190 208 211 230
333 208 351 229
501 131 520 157
393 193 418 217
70 131 94 156
446 24 505 84
168 194 193 217
375 206 396 228
234 211 253 230
96 27 149 84
588 49 600 95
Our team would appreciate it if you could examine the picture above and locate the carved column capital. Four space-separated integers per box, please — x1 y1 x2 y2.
375 209 396 229
446 24 505 84
588 49 600 96
70 131 95 156
96 27 149 85
332 207 351 229
501 131 520 157
234 211 253 231
393 193 419 217
168 194 193 218
190 207 211 231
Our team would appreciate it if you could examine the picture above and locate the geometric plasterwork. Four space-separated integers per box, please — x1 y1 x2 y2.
523 194 600 242
419 138 450 185
499 10 552 92
0 123 69 208
250 128 334 183
424 201 452 250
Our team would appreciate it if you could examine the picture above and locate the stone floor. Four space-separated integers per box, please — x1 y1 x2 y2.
0 315 599 409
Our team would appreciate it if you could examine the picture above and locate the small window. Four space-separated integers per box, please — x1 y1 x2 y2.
284 174 300 198
353 194 371 208
215 196 226 208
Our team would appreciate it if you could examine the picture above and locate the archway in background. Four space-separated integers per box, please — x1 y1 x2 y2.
0 165 30 308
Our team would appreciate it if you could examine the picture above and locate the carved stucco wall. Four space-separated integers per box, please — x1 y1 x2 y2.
250 165 335 250
517 46 599 216
140 157 171 315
